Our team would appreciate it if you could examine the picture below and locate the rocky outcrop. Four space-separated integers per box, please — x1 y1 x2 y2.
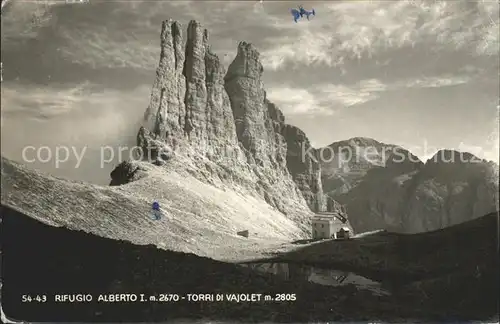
320 139 499 233
223 41 325 212
283 125 325 212
113 20 330 228
319 137 398 197
329 145 425 232
224 42 281 169
109 160 153 186
402 150 499 232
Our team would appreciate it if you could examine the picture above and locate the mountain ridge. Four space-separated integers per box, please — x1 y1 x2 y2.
318 137 499 233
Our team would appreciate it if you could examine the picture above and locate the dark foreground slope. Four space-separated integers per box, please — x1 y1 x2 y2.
260 212 499 320
2 204 485 323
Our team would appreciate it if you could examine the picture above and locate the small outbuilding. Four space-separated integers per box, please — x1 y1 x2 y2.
312 211 353 240
335 227 351 240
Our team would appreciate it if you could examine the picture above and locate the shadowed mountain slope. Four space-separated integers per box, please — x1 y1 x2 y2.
319 138 499 233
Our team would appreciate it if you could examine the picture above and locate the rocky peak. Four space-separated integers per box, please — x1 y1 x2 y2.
115 20 330 224
184 20 209 82
327 137 393 150
225 41 264 82
384 148 423 170
347 137 383 147
224 41 278 167
144 19 186 140
429 149 479 162
319 137 404 197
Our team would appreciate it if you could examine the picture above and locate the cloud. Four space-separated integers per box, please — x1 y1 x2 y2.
0 0 55 42
57 26 160 70
1 82 94 119
1 82 151 143
1 81 155 183
266 79 388 114
319 79 387 107
315 75 471 109
395 75 472 89
3 0 497 79
260 28 342 70
266 87 333 116
258 0 499 70
323 75 474 107
266 73 475 116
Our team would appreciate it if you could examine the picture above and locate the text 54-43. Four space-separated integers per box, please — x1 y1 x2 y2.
22 295 47 302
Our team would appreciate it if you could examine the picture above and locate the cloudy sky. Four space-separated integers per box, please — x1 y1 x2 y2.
1 0 498 184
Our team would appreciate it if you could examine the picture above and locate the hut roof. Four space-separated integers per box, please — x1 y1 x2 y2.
313 212 348 224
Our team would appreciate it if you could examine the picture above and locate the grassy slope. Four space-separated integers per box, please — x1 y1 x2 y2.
257 212 499 319
262 212 498 281
3 204 450 322
1 157 310 261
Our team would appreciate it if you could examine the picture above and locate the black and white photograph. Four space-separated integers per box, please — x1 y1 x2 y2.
1 0 499 322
